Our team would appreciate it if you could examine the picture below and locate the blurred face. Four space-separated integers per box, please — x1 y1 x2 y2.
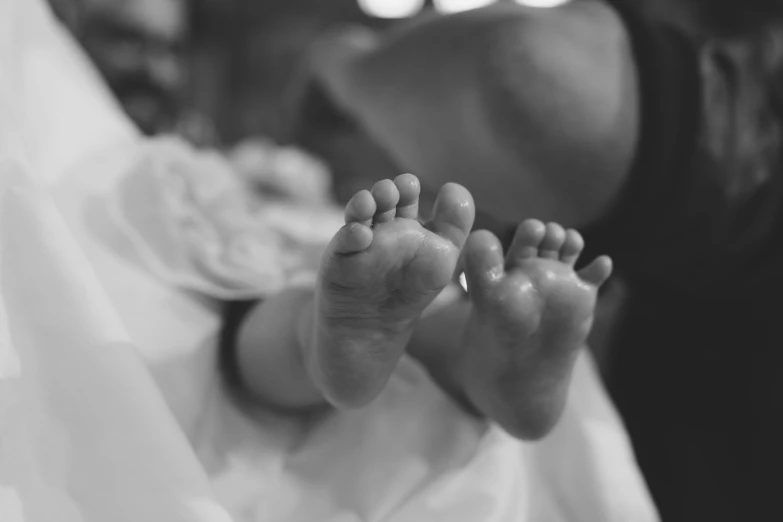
69 0 186 134
82 0 185 40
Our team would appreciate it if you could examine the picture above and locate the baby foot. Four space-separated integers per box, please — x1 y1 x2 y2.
459 220 612 439
308 174 475 409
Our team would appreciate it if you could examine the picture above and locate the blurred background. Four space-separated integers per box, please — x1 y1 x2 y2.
42 0 751 359
37 0 715 363
47 0 750 205
44 0 430 203
45 0 623 204
43 0 769 204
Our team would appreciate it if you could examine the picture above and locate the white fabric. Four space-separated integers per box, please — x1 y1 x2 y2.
110 136 344 299
0 0 660 521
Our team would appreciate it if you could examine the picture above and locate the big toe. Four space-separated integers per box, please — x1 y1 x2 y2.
426 183 475 249
578 255 613 287
462 230 505 296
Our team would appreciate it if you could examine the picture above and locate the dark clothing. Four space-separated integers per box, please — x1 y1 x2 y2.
579 3 783 520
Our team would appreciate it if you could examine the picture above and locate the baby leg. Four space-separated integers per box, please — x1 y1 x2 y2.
305 173 475 409
236 174 474 411
456 220 612 439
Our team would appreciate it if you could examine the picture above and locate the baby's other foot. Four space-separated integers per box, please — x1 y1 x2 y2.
309 174 475 409
459 220 612 439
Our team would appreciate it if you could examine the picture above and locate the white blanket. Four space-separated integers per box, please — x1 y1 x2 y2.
0 1 659 520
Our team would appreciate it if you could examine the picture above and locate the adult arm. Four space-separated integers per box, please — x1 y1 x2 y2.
312 0 639 227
